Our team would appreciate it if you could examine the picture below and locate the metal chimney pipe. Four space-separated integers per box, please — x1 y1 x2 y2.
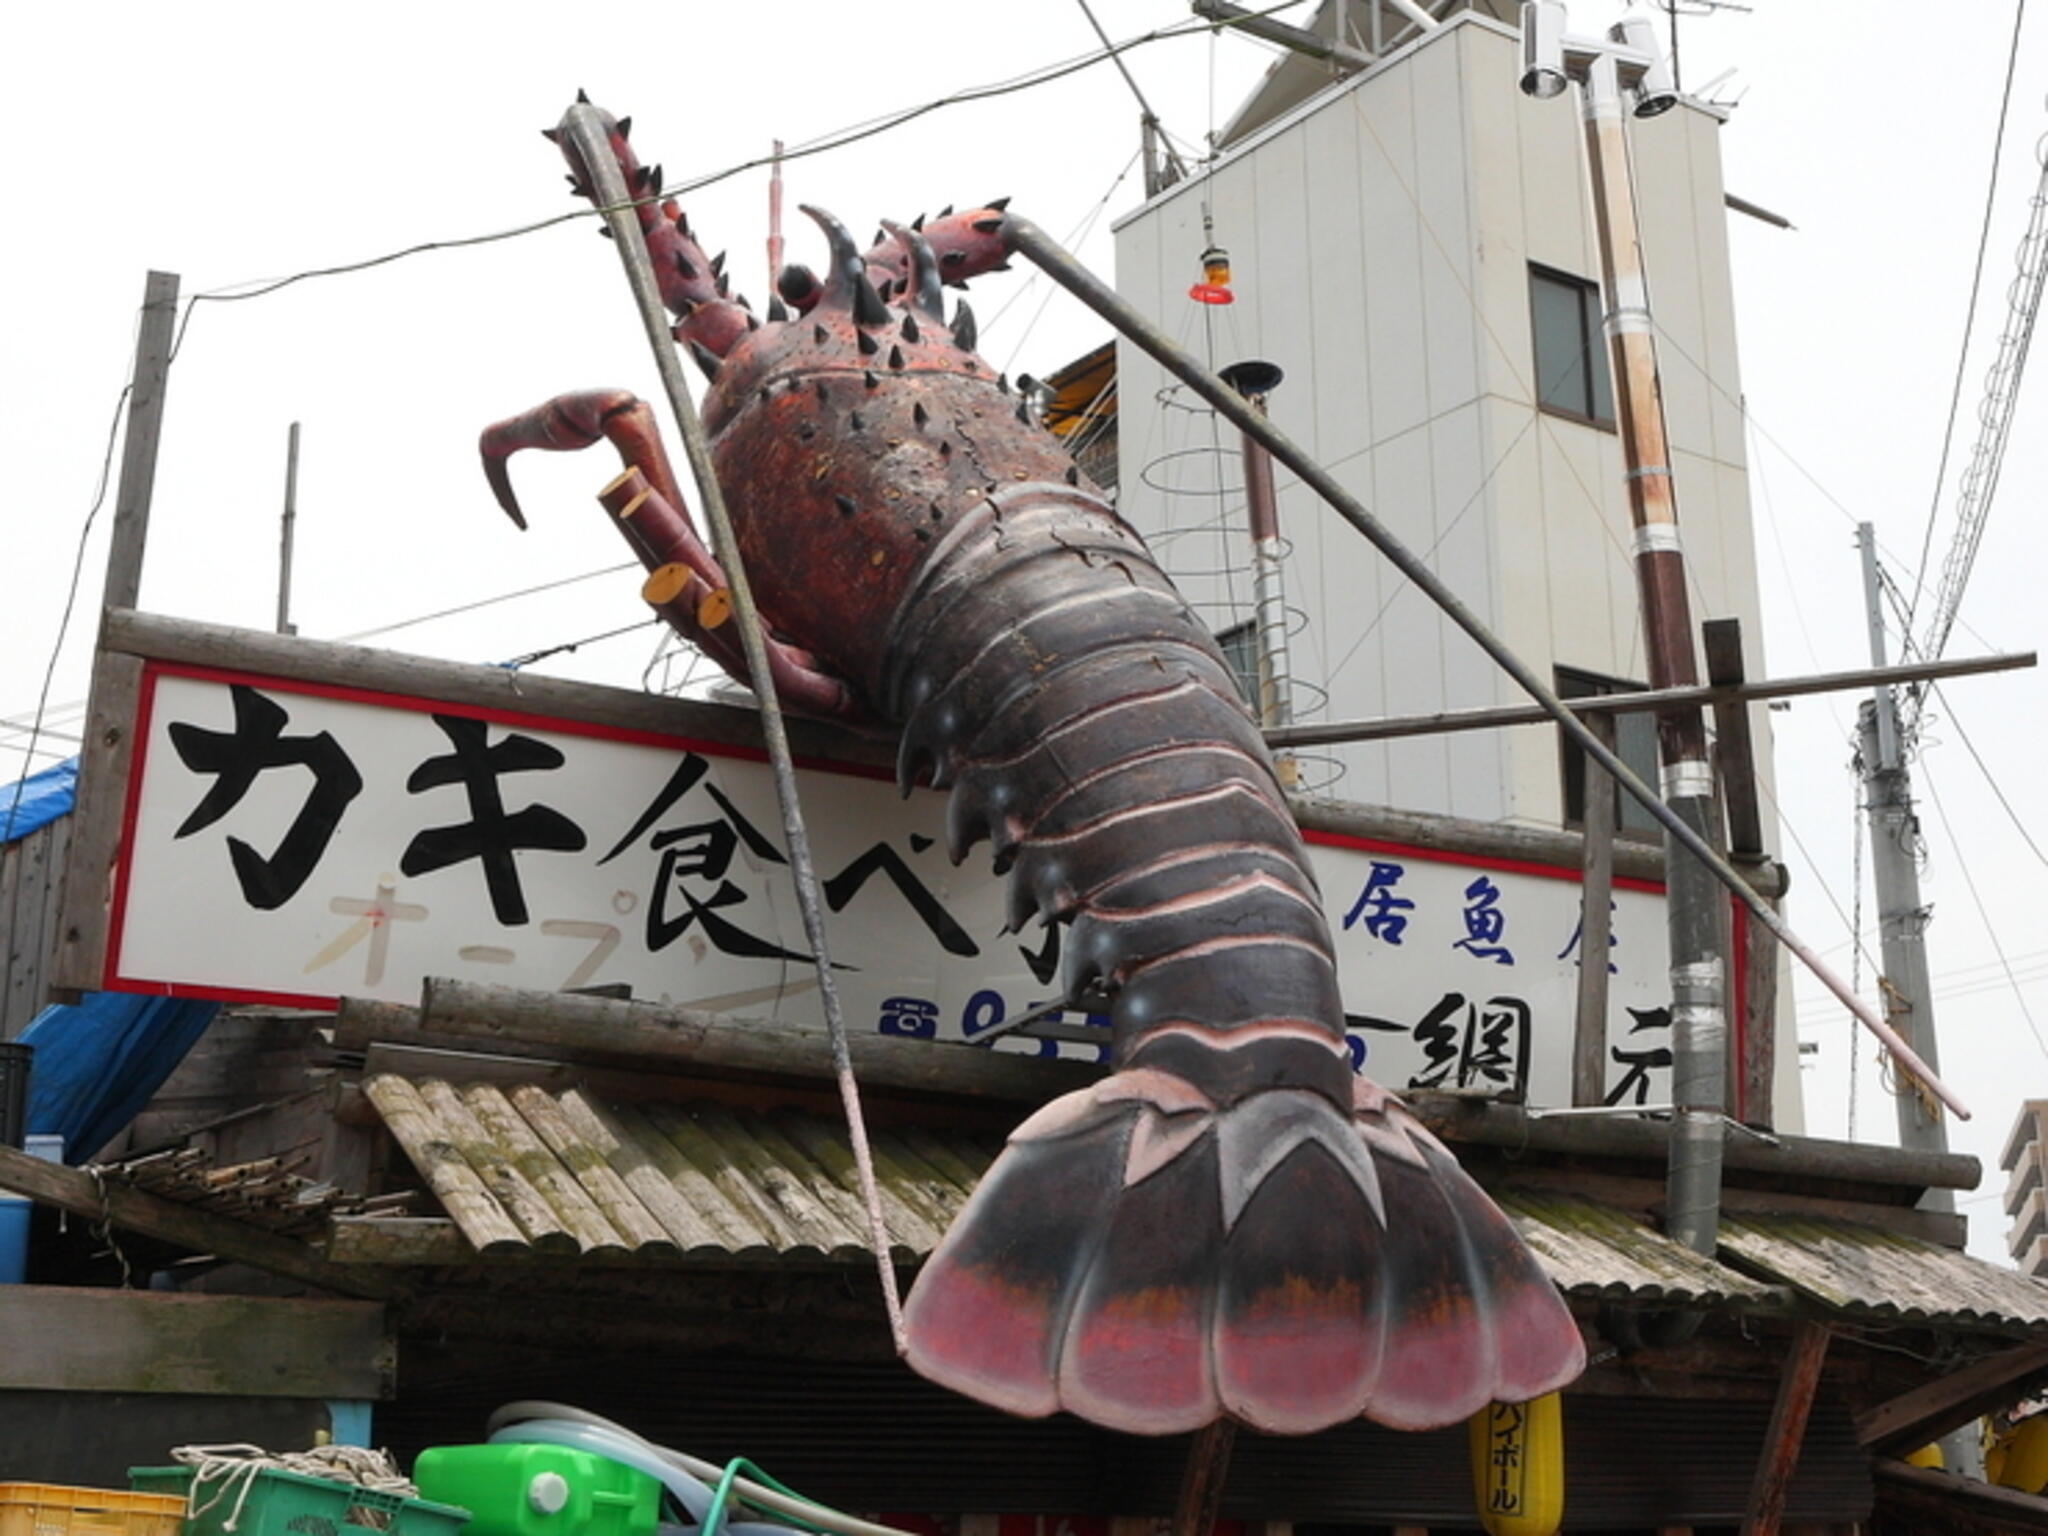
1219 360 1297 789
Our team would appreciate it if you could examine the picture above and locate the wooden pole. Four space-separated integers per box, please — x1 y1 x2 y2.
1741 1321 1831 1536
1705 619 1777 1129
49 272 179 996
1171 1421 1236 1536
1573 710 1618 1106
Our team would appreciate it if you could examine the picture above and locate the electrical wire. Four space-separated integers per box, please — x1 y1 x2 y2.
333 562 638 644
1931 679 2048 873
1906 0 2032 631
1918 747 2048 1063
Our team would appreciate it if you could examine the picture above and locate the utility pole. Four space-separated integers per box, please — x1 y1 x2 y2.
1855 525 1953 1183
277 422 301 636
1520 5 1729 1256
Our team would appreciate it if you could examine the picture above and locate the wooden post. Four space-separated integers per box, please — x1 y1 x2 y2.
1740 1321 1831 1536
1172 1421 1236 1536
1573 710 1618 1105
49 271 179 997
1706 618 1777 1128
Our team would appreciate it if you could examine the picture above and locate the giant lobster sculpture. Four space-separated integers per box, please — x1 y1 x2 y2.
481 102 1586 1437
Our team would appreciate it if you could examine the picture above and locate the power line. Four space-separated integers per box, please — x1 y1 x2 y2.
1930 679 2048 872
1906 0 2032 632
334 562 639 644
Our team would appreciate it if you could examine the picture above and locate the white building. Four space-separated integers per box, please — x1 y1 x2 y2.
1104 2 1798 1122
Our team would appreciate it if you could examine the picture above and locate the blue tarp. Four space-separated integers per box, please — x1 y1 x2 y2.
1 757 218 1161
18 994 220 1162
0 756 78 844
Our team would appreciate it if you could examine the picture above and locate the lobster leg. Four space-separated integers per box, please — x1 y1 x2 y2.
479 388 867 723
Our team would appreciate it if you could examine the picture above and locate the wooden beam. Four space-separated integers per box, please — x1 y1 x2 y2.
1265 649 2035 748
395 977 1099 1104
1172 1421 1236 1536
0 1285 392 1399
1857 1340 2048 1455
99 608 895 774
1410 1095 1981 1192
1293 792 1679 889
1874 1458 2048 1530
327 1215 475 1266
1705 619 1779 1130
1573 710 1619 1107
0 1143 397 1299
1740 1321 1831 1536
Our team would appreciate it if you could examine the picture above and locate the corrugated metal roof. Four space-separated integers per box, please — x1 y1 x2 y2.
364 1074 998 1262
1719 1209 2048 1332
1495 1187 1781 1308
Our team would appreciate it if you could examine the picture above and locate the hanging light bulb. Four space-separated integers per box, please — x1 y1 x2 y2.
1189 243 1234 305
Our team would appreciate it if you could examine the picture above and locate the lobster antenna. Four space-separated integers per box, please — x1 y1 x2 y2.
560 102 912 1346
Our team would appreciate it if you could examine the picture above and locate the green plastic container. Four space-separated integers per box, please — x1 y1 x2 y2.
410 1447 657 1536
128 1467 469 1536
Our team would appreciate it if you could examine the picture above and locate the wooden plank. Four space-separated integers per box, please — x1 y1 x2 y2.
326 1216 475 1266
101 608 895 775
1740 1320 1831 1536
1705 620 1767 858
1874 1458 2048 1529
1573 710 1618 1106
1857 1340 2048 1455
412 977 1099 1104
50 649 142 994
0 1143 396 1298
1172 1421 1236 1536
1409 1094 1981 1193
0 1284 391 1399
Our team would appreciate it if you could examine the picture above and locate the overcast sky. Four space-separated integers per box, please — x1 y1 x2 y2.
5 2 2045 1259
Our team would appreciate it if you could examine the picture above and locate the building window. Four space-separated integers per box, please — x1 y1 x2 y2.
1529 265 1615 428
1216 620 1259 709
1558 666 1660 839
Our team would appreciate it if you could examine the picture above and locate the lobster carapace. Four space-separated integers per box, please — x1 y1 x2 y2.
481 102 1586 1436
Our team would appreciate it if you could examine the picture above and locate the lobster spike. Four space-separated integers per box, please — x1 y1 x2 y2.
616 115 632 139
633 164 654 192
715 272 730 298
938 203 954 218
1066 464 1081 485
901 312 922 344
951 300 978 354
710 250 727 277
835 495 858 517
864 371 880 390
972 215 1004 235
914 401 931 428
1016 403 1030 424
853 274 891 328
768 295 790 323
986 195 1012 211
799 204 868 310
997 373 1010 394
814 324 829 345
576 87 590 103
687 340 722 382
911 212 927 231
746 313 761 332
889 345 906 370
541 127 561 144
881 219 946 320
857 330 880 356
849 410 866 431
675 253 697 279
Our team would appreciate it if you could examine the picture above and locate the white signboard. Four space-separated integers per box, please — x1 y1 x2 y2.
111 664 1683 1107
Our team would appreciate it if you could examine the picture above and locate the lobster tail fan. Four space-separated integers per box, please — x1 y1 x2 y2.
904 1072 1585 1437
883 220 947 320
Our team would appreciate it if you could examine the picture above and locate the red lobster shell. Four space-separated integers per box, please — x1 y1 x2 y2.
484 106 1586 1437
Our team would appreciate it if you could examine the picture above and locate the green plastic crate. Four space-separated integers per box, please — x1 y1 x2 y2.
128 1468 469 1536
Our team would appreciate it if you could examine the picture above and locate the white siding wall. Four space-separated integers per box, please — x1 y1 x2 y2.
1112 15 1772 852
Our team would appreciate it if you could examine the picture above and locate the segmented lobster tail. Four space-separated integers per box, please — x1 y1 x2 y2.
891 484 1584 1434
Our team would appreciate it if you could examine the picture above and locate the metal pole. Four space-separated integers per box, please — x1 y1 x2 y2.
1856 526 1952 1184
1002 216 1970 1121
1578 50 1725 1255
560 103 906 1347
277 422 300 636
1220 362 1297 786
767 141 785 296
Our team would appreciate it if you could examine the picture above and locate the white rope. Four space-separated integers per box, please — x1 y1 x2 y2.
171 1445 415 1534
